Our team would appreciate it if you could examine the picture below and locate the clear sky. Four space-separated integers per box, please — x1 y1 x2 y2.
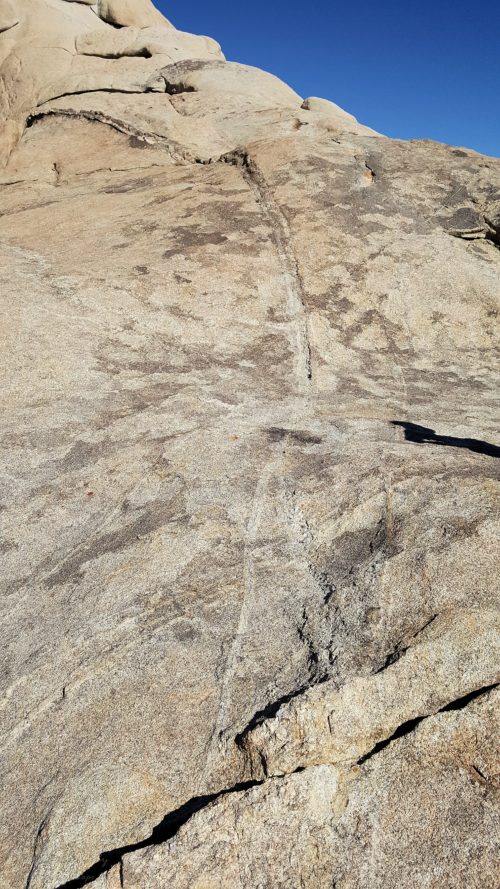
159 0 500 158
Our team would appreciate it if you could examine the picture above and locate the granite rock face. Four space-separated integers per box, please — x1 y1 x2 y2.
0 3 499 888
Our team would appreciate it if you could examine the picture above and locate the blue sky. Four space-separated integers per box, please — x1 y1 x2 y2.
159 0 499 157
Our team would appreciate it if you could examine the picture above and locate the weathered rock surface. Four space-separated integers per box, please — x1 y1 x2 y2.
0 3 499 889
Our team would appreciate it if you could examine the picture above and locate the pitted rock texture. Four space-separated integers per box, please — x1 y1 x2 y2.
0 3 499 889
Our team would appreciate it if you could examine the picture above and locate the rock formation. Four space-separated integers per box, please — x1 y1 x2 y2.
0 2 499 888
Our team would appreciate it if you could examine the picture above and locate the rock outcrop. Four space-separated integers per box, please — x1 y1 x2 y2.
1 3 499 888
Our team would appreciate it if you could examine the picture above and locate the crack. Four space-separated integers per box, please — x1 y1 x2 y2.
308 563 337 605
439 682 499 712
485 223 500 250
199 459 278 786
49 680 499 887
77 50 153 60
0 19 19 33
362 161 376 185
37 87 164 105
25 815 49 889
392 421 500 459
375 614 439 673
54 781 263 889
358 681 499 765
220 149 313 389
297 604 333 685
26 109 199 165
471 764 488 784
161 75 196 96
235 681 323 748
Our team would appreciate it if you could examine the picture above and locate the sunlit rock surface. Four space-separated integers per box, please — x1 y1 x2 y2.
1 2 499 887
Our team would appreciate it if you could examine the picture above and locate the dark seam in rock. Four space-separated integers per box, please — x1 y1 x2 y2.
235 681 323 747
0 19 19 33
374 614 439 673
297 604 332 685
220 148 313 387
25 816 49 889
26 109 199 165
50 682 499 887
391 421 500 458
471 765 488 783
38 87 163 103
485 230 500 250
161 76 196 95
53 781 263 889
439 682 499 711
358 681 499 765
77 49 153 59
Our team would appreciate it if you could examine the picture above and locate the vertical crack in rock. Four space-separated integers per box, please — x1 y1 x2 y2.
281 488 340 686
222 149 313 389
200 459 278 784
25 816 49 889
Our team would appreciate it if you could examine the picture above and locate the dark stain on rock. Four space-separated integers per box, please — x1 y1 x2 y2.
52 440 109 473
163 228 228 258
0 539 17 554
46 496 187 588
101 176 156 194
128 135 150 149
267 427 323 446
442 206 486 236
161 58 226 78
171 619 200 643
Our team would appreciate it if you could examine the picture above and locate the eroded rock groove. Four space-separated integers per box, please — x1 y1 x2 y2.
222 149 313 389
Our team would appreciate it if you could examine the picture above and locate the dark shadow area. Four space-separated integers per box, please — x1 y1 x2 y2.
391 421 500 458
357 715 424 764
56 781 261 889
440 682 499 712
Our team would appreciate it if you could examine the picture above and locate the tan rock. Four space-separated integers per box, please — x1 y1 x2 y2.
0 1 19 32
97 0 173 29
0 2 499 889
122 690 499 888
0 0 222 165
241 609 500 777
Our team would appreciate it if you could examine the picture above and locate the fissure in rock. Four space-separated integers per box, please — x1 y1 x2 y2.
222 149 313 388
54 781 263 889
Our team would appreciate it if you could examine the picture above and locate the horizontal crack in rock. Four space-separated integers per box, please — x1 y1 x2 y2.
54 681 499 889
235 682 324 747
239 609 500 779
26 108 200 165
